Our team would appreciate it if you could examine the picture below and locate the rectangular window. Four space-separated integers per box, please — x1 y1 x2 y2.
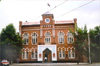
59 51 62 58
68 50 75 59
72 50 75 58
26 52 28 59
31 51 37 59
22 52 25 59
31 52 34 59
68 50 71 58
45 37 50 44
59 50 65 59
22 51 28 59
62 50 65 58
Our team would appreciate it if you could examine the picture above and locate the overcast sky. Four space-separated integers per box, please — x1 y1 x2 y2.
0 0 100 32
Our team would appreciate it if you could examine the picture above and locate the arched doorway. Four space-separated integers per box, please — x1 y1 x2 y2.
43 48 52 62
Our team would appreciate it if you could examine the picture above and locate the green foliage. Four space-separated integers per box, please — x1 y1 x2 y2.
0 24 22 62
0 24 22 47
89 25 100 62
74 25 88 61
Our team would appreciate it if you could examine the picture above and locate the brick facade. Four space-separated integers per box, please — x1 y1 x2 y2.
19 13 77 62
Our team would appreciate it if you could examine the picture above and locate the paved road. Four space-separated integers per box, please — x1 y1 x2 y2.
10 63 100 66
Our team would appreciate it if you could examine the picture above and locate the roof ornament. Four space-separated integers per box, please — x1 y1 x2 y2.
25 21 27 22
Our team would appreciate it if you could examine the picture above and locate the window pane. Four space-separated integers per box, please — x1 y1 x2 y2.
26 52 28 59
63 51 65 57
45 32 51 44
67 32 74 44
59 51 61 58
23 33 28 45
32 33 37 44
58 32 64 44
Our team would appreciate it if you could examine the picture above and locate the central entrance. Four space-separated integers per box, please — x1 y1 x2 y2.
38 45 57 61
43 48 52 62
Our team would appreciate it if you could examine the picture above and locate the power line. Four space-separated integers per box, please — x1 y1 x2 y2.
49 0 68 11
57 0 95 18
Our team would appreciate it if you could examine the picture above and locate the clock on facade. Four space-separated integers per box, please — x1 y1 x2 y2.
45 18 50 23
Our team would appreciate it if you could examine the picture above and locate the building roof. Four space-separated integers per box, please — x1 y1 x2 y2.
22 20 74 26
43 11 52 14
55 20 74 24
22 22 40 25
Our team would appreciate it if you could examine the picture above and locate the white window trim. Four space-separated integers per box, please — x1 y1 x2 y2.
31 50 37 59
68 49 75 59
58 32 64 44
45 37 51 44
59 49 65 59
31 33 38 45
67 32 74 44
44 32 51 44
22 33 29 45
22 51 28 59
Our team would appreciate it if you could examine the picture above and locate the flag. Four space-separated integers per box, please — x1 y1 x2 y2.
47 3 50 7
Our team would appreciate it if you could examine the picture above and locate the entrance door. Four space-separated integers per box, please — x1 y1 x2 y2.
43 48 52 62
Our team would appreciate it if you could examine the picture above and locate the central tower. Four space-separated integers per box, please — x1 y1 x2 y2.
40 11 54 25
40 12 55 38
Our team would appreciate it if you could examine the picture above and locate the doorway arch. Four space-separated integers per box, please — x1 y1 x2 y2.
43 48 52 62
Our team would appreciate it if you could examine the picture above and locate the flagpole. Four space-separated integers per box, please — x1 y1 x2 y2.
47 3 50 12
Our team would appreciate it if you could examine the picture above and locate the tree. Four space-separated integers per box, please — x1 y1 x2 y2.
0 24 22 63
74 25 88 62
89 25 100 62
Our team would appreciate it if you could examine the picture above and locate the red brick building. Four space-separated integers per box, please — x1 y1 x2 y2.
19 12 77 62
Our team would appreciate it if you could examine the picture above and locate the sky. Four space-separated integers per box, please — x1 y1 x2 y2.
0 0 100 32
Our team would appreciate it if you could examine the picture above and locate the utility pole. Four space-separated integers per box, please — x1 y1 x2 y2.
88 33 91 64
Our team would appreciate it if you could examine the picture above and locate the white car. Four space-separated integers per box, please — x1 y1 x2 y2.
1 59 9 66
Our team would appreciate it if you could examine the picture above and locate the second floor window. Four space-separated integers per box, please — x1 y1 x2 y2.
32 33 37 44
58 32 64 44
23 33 29 45
67 32 74 44
45 32 51 44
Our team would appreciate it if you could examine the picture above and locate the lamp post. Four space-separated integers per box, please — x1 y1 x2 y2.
88 33 91 64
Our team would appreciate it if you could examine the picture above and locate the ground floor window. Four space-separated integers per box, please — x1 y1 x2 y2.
31 50 37 59
22 51 28 59
59 50 65 59
68 49 75 59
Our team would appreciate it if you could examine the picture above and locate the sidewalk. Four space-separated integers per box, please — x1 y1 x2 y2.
10 63 89 66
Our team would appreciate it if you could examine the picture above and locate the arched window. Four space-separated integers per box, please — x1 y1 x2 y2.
67 32 74 44
58 32 64 44
45 32 51 44
23 33 29 45
32 33 37 44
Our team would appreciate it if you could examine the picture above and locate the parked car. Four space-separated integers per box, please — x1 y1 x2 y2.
1 59 9 66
